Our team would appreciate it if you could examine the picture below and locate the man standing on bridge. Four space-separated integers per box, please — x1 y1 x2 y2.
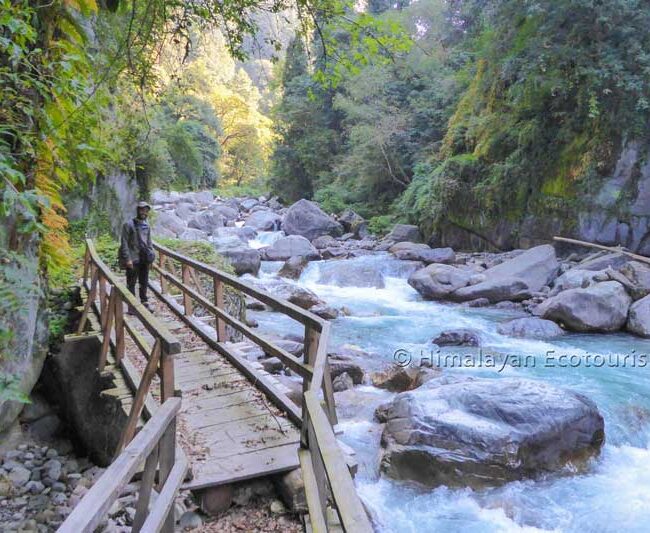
119 201 156 312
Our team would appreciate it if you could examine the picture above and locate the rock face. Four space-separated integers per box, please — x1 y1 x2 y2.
0 237 48 433
433 329 481 347
281 199 343 240
451 245 559 303
386 224 422 243
627 295 650 337
497 317 565 339
261 235 319 261
245 211 282 231
539 281 632 332
376 378 605 488
408 264 472 299
211 236 261 276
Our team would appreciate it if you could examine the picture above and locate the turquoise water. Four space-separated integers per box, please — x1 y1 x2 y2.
250 250 650 532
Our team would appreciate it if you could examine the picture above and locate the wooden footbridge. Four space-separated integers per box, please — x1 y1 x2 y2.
59 239 372 532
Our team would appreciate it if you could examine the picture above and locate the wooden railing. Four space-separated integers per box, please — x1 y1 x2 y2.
59 398 187 533
77 239 181 455
152 241 372 532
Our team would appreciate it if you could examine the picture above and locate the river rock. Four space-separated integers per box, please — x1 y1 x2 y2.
263 280 323 310
188 212 226 234
408 264 472 299
433 329 481 347
281 199 343 240
174 203 196 220
328 354 365 384
278 256 309 279
211 236 261 275
371 366 438 393
274 468 307 513
549 268 609 296
376 377 605 488
386 224 422 243
310 304 340 320
240 198 259 211
151 190 180 205
394 246 456 265
333 372 354 392
244 211 282 231
178 228 209 242
497 317 565 339
451 245 559 303
312 235 338 249
190 191 214 205
153 211 186 237
577 252 630 271
338 209 368 238
627 295 650 337
212 226 257 243
538 281 631 332
262 235 319 261
8 465 31 487
619 261 650 300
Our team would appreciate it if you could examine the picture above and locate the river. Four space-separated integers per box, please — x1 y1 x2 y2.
247 232 650 533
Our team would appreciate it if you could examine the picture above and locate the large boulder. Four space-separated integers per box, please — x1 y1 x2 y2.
281 199 343 241
240 198 259 211
386 224 422 243
376 378 604 488
627 295 650 337
408 264 472 300
538 281 631 332
153 211 186 237
577 252 630 272
497 317 566 339
174 203 196 221
262 235 319 261
451 245 559 303
188 212 226 234
245 211 282 231
211 236 261 276
312 235 338 249
190 190 214 205
209 204 239 222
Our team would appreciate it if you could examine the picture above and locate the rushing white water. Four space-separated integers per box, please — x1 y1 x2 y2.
249 252 650 532
249 230 285 249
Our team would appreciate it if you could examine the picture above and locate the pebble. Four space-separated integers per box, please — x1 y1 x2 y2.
8 466 31 487
179 510 203 530
270 499 286 514
45 449 58 459
24 481 44 495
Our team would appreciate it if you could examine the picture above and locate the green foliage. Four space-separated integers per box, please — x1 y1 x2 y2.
367 215 394 236
213 182 267 199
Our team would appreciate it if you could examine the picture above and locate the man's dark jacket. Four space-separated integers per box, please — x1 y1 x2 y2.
119 218 155 269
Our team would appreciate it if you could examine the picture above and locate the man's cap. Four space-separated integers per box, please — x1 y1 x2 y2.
137 201 151 209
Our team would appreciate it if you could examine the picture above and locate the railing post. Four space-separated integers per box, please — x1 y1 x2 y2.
159 252 168 294
301 326 319 447
213 276 228 342
157 416 176 533
160 343 175 403
98 290 117 371
99 273 107 317
114 293 125 363
181 264 193 316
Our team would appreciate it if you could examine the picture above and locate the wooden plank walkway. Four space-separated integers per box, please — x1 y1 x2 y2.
110 288 304 490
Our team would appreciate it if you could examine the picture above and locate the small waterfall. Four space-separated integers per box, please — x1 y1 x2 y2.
249 230 285 249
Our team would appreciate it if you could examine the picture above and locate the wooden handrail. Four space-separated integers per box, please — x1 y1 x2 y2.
153 241 325 332
553 236 650 266
58 398 185 533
